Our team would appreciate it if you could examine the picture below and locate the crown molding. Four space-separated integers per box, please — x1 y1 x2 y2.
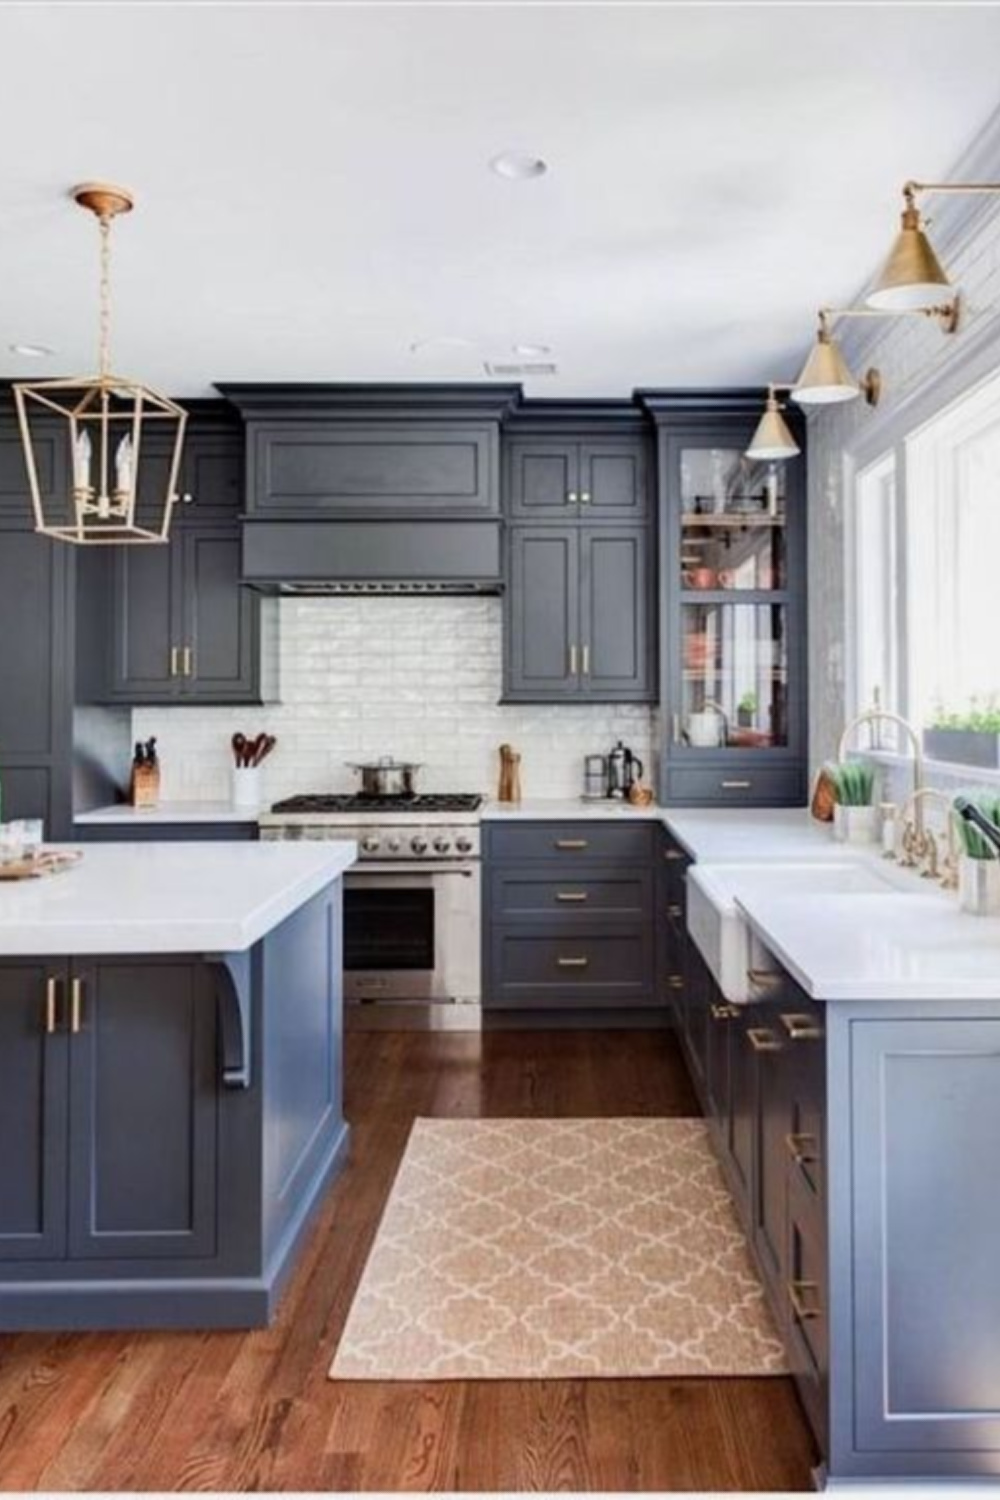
216 382 523 422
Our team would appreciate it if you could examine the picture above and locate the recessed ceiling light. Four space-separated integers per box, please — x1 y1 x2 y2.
489 151 548 181
9 342 55 358
512 342 552 358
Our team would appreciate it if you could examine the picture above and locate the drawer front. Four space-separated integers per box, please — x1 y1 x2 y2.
487 821 655 865
786 1169 829 1448
664 765 806 807
491 866 651 920
488 929 654 1008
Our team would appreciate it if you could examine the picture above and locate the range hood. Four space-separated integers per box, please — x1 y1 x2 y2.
241 517 504 596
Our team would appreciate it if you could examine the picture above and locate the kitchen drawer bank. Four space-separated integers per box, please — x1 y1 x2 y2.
0 843 353 1331
483 819 664 1016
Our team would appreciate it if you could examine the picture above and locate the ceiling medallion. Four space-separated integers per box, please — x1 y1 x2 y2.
13 182 187 546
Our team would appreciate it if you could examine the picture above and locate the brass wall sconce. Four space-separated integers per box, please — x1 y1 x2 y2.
868 179 1000 312
791 297 960 409
745 384 800 462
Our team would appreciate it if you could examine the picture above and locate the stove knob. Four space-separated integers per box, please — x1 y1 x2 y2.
387 836 402 852
410 835 428 855
433 836 452 854
455 835 474 854
361 835 381 854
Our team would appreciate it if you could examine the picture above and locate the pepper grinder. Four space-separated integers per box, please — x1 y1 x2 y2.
498 743 522 803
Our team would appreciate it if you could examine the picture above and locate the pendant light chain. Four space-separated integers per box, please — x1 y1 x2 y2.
98 212 112 380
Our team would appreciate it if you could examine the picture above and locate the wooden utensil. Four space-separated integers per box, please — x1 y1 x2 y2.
232 732 248 768
498 743 522 804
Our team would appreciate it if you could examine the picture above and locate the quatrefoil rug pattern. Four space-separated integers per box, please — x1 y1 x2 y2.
330 1117 786 1380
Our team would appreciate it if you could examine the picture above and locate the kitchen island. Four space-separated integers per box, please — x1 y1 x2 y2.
0 840 356 1330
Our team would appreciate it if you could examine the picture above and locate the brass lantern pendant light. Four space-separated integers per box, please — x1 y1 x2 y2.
14 182 187 545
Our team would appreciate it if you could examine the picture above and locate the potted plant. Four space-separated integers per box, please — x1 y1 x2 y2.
953 791 1000 915
925 698 1000 769
826 760 879 844
737 690 758 729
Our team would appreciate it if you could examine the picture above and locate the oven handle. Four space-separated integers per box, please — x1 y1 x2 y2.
347 862 478 878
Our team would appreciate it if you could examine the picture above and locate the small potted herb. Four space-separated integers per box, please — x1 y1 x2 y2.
925 698 1000 769
953 791 1000 915
825 760 880 844
737 690 758 729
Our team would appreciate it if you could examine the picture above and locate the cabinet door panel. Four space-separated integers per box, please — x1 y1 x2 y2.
579 440 649 518
506 529 579 697
507 441 578 519
67 961 218 1259
580 526 652 698
0 961 68 1260
182 526 258 701
751 1001 790 1296
727 1007 756 1217
109 539 178 699
0 527 65 755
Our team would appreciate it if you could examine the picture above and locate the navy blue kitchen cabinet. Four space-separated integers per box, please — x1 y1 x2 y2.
0 958 217 1264
76 822 258 843
641 393 808 807
0 418 73 838
0 881 348 1331
502 412 657 704
0 960 69 1261
483 821 662 1014
89 419 263 705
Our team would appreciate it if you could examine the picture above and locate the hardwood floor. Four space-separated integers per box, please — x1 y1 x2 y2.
0 1030 818 1492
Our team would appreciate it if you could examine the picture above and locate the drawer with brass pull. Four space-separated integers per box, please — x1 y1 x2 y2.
487 822 655 865
490 869 651 920
491 930 653 1007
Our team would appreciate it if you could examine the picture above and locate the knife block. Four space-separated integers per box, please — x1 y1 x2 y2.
130 762 160 809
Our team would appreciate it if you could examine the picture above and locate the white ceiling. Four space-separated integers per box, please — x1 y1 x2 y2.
1 3 999 398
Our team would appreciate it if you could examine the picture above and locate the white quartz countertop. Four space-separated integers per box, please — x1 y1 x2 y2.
735 890 1000 1002
75 802 261 825
662 808 845 862
0 841 357 956
481 798 664 821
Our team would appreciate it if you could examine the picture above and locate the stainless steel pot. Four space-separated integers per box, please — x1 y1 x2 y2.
347 757 422 798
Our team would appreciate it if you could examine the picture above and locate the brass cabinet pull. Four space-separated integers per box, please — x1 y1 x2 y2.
44 977 59 1035
555 839 588 851
556 891 589 902
780 1012 825 1042
169 645 180 677
721 779 752 790
663 848 685 863
667 975 684 991
182 645 194 678
581 644 590 676
567 491 579 504
70 977 83 1034
711 1002 739 1021
569 644 578 675
785 1132 819 1166
748 968 782 992
666 903 682 918
579 491 592 504
672 713 682 745
788 1279 822 1322
747 1026 781 1053
557 956 589 969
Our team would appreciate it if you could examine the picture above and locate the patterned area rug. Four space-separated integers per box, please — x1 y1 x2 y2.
330 1117 786 1380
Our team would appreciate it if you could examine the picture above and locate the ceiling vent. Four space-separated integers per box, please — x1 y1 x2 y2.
483 359 558 378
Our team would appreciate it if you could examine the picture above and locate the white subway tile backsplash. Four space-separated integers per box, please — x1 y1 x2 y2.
132 597 654 804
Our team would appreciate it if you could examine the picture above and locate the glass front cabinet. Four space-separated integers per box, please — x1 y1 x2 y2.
651 406 807 806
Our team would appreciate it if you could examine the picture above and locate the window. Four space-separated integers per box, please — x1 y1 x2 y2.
851 368 1000 763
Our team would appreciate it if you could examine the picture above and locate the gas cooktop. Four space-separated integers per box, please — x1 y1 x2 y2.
269 793 483 815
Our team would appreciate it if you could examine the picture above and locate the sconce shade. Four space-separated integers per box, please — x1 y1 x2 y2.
866 204 953 311
745 398 800 462
791 329 860 406
13 377 187 544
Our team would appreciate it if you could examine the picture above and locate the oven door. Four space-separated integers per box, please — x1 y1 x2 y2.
343 862 481 1005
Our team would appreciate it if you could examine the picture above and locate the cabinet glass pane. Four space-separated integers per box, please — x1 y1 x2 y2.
681 602 788 749
680 448 786 591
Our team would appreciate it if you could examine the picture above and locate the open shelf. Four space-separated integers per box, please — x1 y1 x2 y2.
681 513 785 529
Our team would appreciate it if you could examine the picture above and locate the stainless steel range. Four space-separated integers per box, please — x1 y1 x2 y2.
259 793 483 1027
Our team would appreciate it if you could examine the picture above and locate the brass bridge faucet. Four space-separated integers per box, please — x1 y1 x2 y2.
836 707 924 836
